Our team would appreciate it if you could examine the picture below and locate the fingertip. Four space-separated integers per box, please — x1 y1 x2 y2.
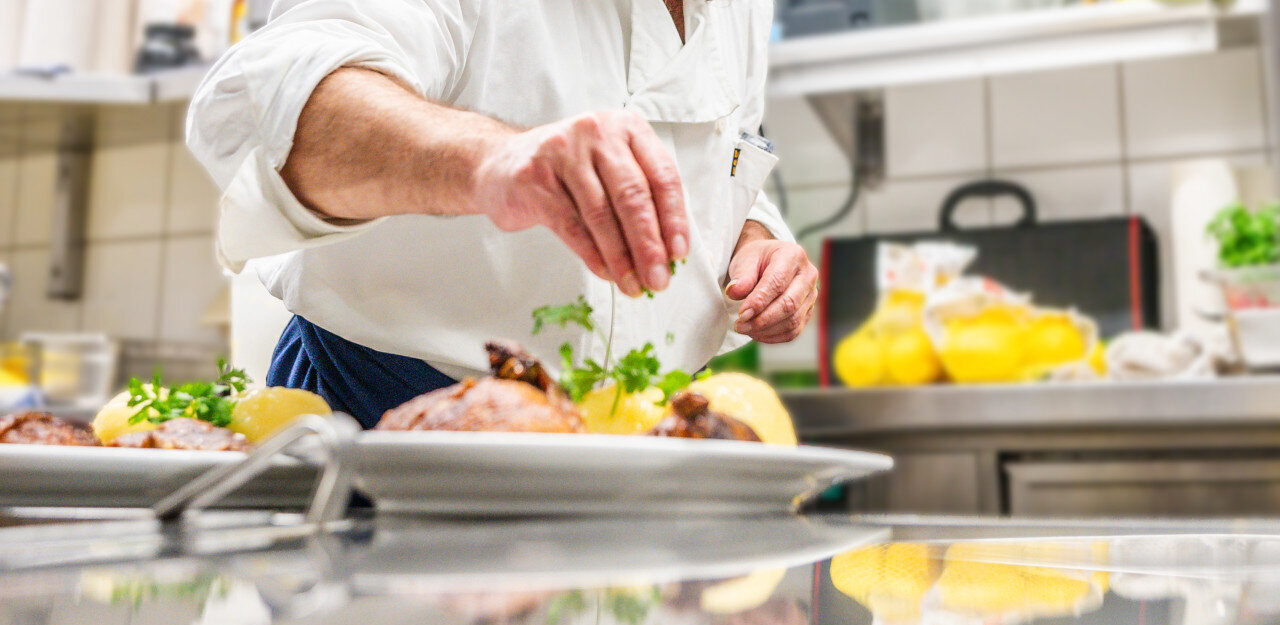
671 233 689 260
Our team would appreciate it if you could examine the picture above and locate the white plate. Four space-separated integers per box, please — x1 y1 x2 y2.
352 431 893 515
0 444 316 509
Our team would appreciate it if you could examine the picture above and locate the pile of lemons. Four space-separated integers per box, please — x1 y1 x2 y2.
835 292 1105 388
829 541 1111 623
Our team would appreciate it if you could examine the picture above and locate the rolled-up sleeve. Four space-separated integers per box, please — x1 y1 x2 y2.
186 0 478 271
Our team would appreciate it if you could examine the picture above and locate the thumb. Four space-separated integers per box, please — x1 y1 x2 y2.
725 248 764 301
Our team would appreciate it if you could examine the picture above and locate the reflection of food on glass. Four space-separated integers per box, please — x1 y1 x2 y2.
722 597 808 625
700 568 787 614
933 542 1106 622
545 586 664 625
429 590 559 623
830 543 939 624
78 569 229 608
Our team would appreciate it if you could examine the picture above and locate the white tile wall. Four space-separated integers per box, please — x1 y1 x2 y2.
990 65 1122 168
87 107 173 241
0 152 17 249
764 96 851 188
80 240 164 340
159 236 228 345
886 78 988 178
991 165 1128 223
13 147 57 246
1124 48 1267 159
3 248 81 338
865 175 991 234
0 101 228 351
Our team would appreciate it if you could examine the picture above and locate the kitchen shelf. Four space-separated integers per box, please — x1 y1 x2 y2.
0 66 206 105
780 376 1280 437
768 0 1266 97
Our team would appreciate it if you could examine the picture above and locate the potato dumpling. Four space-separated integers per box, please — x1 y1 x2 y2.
92 387 164 444
230 387 330 442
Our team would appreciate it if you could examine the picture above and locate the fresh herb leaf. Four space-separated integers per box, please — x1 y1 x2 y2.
612 343 661 394
654 370 694 404
532 296 594 335
558 343 608 402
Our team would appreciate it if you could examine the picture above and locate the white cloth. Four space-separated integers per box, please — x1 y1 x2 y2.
187 0 790 379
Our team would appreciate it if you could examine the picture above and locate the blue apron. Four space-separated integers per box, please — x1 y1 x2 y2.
267 316 458 429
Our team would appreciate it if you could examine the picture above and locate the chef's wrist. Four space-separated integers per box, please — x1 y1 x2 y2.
734 220 774 255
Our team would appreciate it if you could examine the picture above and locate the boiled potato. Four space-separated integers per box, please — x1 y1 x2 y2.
229 387 330 442
92 387 164 444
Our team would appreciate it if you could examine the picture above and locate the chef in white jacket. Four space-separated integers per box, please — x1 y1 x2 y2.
187 0 819 427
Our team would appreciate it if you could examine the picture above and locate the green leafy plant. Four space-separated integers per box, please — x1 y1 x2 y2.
126 359 249 427
1207 202 1280 268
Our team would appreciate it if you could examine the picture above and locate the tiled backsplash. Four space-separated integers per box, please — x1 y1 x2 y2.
0 102 228 369
762 47 1274 373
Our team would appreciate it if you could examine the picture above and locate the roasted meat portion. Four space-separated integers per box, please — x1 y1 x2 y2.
377 340 584 433
649 391 761 442
111 418 251 452
0 412 98 446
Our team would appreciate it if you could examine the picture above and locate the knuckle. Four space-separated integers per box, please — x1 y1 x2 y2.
541 133 570 155
612 182 653 214
580 201 615 228
777 293 799 316
572 114 604 137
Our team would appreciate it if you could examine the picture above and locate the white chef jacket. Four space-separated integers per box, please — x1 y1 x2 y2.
187 0 792 380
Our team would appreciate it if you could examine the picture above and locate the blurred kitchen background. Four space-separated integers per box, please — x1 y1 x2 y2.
4 0 1280 516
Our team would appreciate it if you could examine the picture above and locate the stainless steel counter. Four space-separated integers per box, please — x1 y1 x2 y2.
4 511 1280 625
781 378 1280 518
780 377 1280 437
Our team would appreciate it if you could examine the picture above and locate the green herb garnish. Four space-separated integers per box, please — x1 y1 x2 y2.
1207 202 1280 268
126 359 249 427
531 264 700 413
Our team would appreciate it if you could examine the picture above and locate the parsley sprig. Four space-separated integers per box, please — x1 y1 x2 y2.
532 272 704 415
126 359 250 427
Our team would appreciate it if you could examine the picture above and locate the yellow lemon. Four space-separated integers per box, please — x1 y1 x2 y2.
700 568 787 614
230 387 331 442
833 330 885 388
874 290 926 334
885 327 942 386
940 313 1025 384
578 384 667 435
1025 314 1087 369
688 372 798 446
830 543 937 622
0 368 26 387
92 387 164 444
1088 341 1107 376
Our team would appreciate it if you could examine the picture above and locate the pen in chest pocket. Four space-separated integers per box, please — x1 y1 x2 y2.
732 132 774 177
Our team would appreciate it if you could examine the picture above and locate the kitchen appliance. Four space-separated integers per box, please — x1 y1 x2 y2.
819 180 1160 385
20 333 118 410
776 0 919 38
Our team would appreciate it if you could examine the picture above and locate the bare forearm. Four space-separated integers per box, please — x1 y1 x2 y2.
281 67 514 220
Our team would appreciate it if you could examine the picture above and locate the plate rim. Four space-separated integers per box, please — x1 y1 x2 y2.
356 430 894 470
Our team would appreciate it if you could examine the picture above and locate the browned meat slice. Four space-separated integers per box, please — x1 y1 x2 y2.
377 341 584 433
649 391 761 442
111 418 251 452
0 412 98 446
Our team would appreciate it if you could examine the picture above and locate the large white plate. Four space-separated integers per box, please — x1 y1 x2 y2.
0 444 316 509
352 431 893 515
